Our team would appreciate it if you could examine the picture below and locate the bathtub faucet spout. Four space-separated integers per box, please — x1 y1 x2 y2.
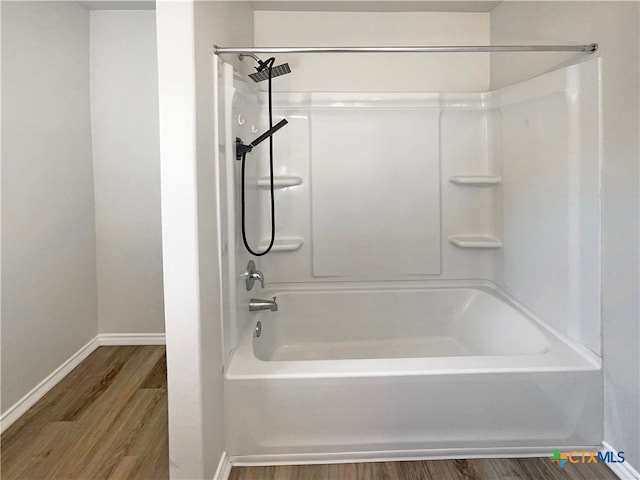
249 297 278 312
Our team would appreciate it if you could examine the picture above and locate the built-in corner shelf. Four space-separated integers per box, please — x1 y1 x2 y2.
448 235 502 249
257 176 303 188
449 175 501 187
257 237 304 252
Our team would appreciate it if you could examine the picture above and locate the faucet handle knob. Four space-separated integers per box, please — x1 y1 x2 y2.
244 260 265 291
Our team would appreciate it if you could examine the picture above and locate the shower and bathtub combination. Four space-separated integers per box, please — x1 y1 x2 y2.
212 43 602 464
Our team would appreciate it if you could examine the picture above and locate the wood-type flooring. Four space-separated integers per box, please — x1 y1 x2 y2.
1 346 168 479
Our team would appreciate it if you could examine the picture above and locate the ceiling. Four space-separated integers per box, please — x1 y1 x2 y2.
250 1 502 12
80 0 500 13
79 1 155 10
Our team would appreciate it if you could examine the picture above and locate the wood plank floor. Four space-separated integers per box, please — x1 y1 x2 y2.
1 346 168 479
230 457 620 480
2 345 619 480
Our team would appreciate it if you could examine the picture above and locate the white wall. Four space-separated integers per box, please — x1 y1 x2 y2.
156 1 253 477
90 10 164 335
254 11 490 92
194 0 253 475
1 1 97 413
491 1 639 473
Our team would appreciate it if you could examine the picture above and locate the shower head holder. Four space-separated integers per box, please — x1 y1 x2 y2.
235 138 254 159
235 118 289 160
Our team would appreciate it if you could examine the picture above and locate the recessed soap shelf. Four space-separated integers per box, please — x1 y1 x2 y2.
257 237 304 252
448 235 502 249
257 176 302 188
449 175 501 187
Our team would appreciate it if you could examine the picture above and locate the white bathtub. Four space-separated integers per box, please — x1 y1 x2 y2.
225 287 602 464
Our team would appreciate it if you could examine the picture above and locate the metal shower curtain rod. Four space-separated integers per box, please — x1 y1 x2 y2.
213 44 598 55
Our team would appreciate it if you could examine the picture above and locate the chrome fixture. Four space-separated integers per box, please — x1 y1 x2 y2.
255 321 262 338
214 44 599 56
249 297 278 312
241 260 264 291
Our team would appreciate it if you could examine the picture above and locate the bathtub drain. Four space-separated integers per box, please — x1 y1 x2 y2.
255 321 262 337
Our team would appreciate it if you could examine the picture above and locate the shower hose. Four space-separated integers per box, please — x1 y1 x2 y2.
240 58 276 256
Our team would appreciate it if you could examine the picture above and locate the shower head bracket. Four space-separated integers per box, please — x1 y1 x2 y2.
236 138 253 160
235 118 289 161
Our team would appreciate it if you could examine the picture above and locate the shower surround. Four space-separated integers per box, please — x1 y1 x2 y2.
214 58 602 462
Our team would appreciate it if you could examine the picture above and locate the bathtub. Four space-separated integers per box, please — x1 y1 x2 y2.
225 286 602 464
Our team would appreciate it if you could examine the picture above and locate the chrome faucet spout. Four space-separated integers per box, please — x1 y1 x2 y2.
249 297 278 312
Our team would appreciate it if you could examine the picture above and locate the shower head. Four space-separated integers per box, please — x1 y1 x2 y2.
249 63 291 82
240 53 292 83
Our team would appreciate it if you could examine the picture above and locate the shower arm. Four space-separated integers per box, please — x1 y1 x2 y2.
238 52 272 71
214 44 598 55
238 52 262 63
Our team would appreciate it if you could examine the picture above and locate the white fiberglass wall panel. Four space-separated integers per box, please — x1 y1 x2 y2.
255 93 499 285
500 60 601 354
440 109 500 281
502 92 570 330
310 107 440 278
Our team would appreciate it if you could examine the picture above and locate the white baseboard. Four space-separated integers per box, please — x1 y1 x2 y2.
213 451 232 480
603 441 640 479
230 445 599 466
97 333 166 346
0 337 99 434
0 332 166 434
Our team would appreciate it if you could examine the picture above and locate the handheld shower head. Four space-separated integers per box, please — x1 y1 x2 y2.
236 119 288 160
239 53 292 82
